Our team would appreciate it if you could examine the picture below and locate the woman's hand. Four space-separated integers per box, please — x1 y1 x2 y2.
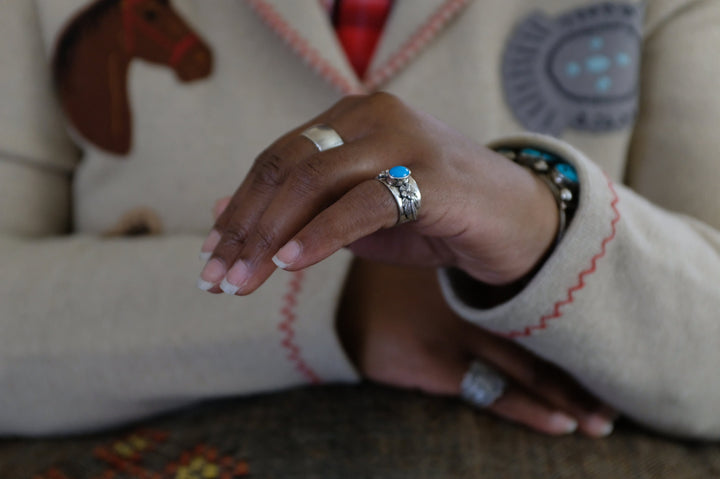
338 258 616 437
197 93 558 294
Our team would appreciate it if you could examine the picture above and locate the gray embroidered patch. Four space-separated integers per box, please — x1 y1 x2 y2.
502 2 644 136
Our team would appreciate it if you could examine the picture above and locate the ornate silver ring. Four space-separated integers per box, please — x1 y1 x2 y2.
460 359 507 408
300 124 344 152
376 166 421 224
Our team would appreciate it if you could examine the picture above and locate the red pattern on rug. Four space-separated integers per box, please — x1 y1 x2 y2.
33 429 249 479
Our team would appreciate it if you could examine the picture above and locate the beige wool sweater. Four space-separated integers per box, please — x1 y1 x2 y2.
1 0 719 438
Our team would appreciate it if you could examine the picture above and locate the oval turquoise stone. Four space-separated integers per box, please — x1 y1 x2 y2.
389 166 410 179
521 148 558 163
556 163 578 183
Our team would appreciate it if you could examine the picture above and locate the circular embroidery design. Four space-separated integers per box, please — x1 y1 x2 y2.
502 2 644 136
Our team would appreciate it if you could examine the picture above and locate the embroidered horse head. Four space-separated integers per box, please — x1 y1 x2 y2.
53 0 213 155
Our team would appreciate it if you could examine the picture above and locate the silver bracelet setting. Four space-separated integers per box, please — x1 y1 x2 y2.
496 147 579 245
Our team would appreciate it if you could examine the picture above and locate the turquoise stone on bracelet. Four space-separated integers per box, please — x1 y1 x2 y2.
520 148 558 163
388 166 411 179
555 162 578 183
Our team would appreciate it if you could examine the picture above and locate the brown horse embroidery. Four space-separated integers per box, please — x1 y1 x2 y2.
52 0 213 155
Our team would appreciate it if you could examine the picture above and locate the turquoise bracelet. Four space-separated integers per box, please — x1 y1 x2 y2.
496 147 580 245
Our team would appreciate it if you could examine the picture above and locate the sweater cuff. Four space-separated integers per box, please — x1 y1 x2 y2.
439 133 619 338
284 248 361 383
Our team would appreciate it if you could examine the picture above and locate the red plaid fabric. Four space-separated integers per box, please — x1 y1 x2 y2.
331 0 394 79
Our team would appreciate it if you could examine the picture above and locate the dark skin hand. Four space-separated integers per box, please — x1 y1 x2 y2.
201 93 616 436
197 93 558 293
337 257 616 437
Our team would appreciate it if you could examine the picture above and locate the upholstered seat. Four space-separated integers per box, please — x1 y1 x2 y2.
2 384 718 478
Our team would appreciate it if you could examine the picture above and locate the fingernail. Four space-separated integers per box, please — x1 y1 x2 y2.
221 260 249 295
200 229 221 257
585 415 614 437
197 277 215 291
220 278 239 295
197 258 226 291
273 240 301 269
550 413 578 434
199 251 211 262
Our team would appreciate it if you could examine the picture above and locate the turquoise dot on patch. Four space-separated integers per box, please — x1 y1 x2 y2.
590 36 604 51
565 61 581 77
595 75 612 93
388 166 410 179
556 163 578 183
616 52 631 67
586 55 611 74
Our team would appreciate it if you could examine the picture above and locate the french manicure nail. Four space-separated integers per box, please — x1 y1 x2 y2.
273 240 301 269
197 258 226 292
220 278 239 295
197 278 215 291
222 260 249 295
550 413 578 434
199 251 211 262
586 416 614 437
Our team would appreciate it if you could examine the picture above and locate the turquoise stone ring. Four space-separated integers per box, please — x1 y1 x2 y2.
388 165 411 179
376 166 421 224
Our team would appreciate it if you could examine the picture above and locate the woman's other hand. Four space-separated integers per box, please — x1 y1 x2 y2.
338 258 616 438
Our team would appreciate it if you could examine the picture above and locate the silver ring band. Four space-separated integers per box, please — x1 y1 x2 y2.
376 167 421 224
460 359 507 408
301 124 344 152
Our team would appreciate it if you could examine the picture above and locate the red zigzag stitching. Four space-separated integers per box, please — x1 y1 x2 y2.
278 270 322 384
501 174 621 339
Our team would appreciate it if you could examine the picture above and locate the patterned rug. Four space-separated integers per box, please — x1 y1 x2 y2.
2 384 719 479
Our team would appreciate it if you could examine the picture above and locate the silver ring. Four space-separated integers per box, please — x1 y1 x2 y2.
460 359 507 408
376 166 421 224
301 124 344 152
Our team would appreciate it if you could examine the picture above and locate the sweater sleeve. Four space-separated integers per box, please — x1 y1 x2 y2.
0 2 357 436
439 0 720 440
0 235 358 436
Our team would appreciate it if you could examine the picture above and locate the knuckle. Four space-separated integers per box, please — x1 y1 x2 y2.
251 151 286 190
327 94 365 118
358 92 407 132
291 157 326 196
338 94 365 106
217 224 251 253
368 91 401 109
252 222 278 252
